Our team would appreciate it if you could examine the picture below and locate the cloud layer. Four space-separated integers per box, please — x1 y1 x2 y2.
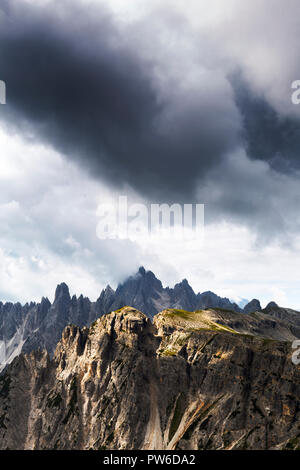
1 0 300 306
1 0 300 231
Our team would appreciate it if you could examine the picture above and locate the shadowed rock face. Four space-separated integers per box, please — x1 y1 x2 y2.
243 299 262 314
110 268 243 316
0 307 300 450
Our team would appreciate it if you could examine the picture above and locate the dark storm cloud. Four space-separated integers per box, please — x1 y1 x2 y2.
0 0 242 202
231 74 300 174
2 0 300 243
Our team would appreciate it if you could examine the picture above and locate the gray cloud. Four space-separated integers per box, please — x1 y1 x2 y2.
2 0 300 307
231 73 300 174
1 0 300 240
0 0 241 202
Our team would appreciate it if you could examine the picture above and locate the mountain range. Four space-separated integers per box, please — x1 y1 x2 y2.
0 267 269 371
1 305 300 450
1 268 300 450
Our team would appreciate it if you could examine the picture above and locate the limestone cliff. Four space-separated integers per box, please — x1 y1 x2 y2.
0 307 300 450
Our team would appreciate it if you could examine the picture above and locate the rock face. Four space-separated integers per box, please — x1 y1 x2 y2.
0 284 100 372
0 307 300 450
195 291 241 312
265 301 278 310
102 267 243 315
243 299 262 314
0 268 247 371
262 304 300 329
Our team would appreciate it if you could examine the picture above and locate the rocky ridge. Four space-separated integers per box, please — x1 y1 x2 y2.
0 306 300 450
0 267 265 371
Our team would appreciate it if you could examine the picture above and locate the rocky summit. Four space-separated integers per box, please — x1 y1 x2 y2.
0 306 300 450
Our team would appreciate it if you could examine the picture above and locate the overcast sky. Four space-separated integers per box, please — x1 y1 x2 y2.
1 0 300 308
